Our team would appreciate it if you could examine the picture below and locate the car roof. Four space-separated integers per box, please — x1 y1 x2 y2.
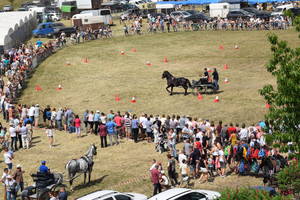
77 190 118 200
149 188 191 200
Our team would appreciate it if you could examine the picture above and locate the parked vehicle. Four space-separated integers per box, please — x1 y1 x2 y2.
72 9 113 25
242 7 271 19
49 27 77 38
271 4 293 16
209 3 230 18
3 5 13 11
148 188 221 200
185 13 211 22
32 22 65 37
227 9 254 20
47 12 62 21
170 11 191 21
289 7 300 16
77 190 147 200
185 9 200 15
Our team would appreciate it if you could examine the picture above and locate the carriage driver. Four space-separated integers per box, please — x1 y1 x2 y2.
39 161 49 173
197 68 210 84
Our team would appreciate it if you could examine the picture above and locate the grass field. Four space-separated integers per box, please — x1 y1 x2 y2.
1 29 299 198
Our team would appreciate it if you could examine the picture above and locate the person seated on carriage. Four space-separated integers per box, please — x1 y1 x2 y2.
39 161 49 173
197 68 210 85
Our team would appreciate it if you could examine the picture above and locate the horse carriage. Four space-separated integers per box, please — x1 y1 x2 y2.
191 78 218 94
22 172 65 200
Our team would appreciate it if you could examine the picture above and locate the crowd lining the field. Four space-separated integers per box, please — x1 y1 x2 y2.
0 21 296 200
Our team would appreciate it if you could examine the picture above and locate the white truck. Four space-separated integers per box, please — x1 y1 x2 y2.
271 4 294 16
71 9 113 28
209 3 240 18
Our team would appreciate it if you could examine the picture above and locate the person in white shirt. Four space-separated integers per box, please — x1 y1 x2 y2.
20 125 29 149
46 126 54 148
239 123 249 142
5 175 17 200
28 105 35 122
3 148 13 171
179 159 189 187
160 171 170 190
9 124 17 151
34 104 40 127
178 150 187 167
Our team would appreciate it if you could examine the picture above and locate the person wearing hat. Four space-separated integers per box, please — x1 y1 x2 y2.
4 175 17 200
13 164 24 192
39 161 49 173
159 170 170 190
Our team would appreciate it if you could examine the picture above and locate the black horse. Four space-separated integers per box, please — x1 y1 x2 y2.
162 71 191 95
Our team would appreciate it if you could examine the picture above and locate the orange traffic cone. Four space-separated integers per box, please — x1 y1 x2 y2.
120 51 125 55
115 95 120 102
265 103 271 109
131 96 136 103
224 78 229 83
146 61 152 66
234 44 239 49
163 57 168 63
65 61 71 66
219 45 224 50
224 64 229 70
214 96 219 103
207 68 212 72
131 48 137 52
35 85 42 91
82 57 89 64
197 93 203 100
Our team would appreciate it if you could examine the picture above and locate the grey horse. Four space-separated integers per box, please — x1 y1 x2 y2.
65 144 97 190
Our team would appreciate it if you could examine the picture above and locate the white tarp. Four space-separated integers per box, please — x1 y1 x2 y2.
0 11 36 53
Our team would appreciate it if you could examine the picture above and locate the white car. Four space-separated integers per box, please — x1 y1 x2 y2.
77 190 148 200
148 188 221 200
170 11 191 21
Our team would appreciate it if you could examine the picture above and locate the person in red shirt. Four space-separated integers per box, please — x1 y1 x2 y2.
98 122 107 148
74 115 81 138
227 123 236 138
114 112 123 138
194 138 202 152
151 165 162 195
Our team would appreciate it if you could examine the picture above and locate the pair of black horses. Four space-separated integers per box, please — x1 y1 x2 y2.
162 70 192 96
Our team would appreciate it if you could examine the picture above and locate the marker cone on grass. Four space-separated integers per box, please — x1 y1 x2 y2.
224 64 229 70
234 44 239 49
82 57 89 64
131 96 136 103
120 51 125 55
265 103 271 109
146 61 152 66
131 48 137 52
207 68 212 72
115 95 120 102
224 78 229 83
56 85 62 91
35 85 42 91
214 96 219 103
197 93 203 100
219 45 224 50
163 57 168 63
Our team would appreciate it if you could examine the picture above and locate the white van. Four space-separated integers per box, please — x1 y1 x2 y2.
209 3 240 18
271 4 293 16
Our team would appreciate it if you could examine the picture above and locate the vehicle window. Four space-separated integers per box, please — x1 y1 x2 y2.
114 195 131 200
176 192 207 200
103 198 114 200
100 10 111 15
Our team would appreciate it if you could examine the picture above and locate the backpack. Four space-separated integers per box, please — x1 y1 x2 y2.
258 149 265 158
250 160 259 173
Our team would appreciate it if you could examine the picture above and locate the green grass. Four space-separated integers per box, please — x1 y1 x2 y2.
0 0 27 10
1 29 299 198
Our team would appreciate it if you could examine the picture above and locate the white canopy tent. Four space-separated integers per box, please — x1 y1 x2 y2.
0 11 37 53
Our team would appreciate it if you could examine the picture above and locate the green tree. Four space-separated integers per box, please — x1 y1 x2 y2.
259 28 300 157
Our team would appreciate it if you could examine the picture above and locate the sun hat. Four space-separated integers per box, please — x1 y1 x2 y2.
16 164 21 168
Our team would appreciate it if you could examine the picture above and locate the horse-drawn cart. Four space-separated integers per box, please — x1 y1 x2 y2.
191 78 218 94
22 172 65 200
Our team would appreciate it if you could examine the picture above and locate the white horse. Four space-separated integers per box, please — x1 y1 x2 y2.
65 144 97 190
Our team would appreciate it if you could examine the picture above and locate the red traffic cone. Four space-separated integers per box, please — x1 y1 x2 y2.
214 96 219 103
224 64 229 70
131 48 137 52
115 95 120 102
120 51 125 55
163 57 168 63
131 96 136 103
234 44 239 49
35 85 42 91
82 57 89 64
65 61 71 66
265 103 271 109
219 45 224 50
197 93 203 100
224 78 229 83
56 84 63 91
146 61 152 66
207 68 212 73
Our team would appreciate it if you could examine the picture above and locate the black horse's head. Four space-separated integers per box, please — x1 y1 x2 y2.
162 71 171 79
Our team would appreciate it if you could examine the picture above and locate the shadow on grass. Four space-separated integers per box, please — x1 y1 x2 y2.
73 175 108 190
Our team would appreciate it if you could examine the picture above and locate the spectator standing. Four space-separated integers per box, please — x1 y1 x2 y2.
9 124 17 151
12 164 24 193
150 165 161 195
93 111 101 135
131 115 139 143
74 115 81 138
3 148 13 172
45 126 54 148
98 122 107 148
4 175 17 200
167 154 178 186
106 118 118 146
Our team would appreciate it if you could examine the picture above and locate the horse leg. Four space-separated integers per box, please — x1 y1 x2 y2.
69 173 74 191
88 170 91 183
166 86 171 94
170 86 173 95
184 86 188 96
84 173 86 184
